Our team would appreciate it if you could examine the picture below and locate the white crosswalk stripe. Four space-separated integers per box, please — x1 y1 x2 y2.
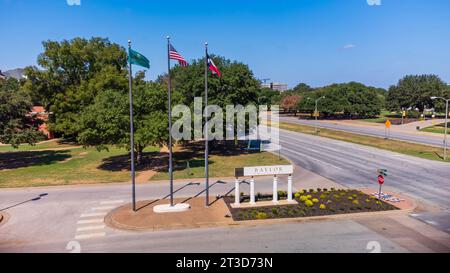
80 212 106 218
91 206 116 211
76 225 105 232
77 219 104 225
74 232 106 240
100 200 124 205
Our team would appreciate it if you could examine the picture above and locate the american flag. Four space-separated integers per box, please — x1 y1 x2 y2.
169 44 188 67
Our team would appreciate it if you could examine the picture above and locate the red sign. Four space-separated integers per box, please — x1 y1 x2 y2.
378 175 385 185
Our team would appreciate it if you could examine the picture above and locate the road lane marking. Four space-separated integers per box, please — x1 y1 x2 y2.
80 212 107 218
425 220 438 226
77 219 104 225
91 206 115 211
76 225 105 232
100 200 124 205
74 232 106 240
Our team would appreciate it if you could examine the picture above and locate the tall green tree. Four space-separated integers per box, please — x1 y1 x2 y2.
77 81 168 164
297 82 383 118
387 75 447 112
167 55 261 108
0 78 45 147
23 37 128 138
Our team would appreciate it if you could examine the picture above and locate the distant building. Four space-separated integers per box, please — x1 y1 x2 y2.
30 106 54 139
261 82 288 92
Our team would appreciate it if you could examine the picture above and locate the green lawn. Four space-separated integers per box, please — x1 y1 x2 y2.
278 122 450 163
0 146 132 188
0 140 288 188
421 123 450 135
0 139 77 152
151 150 289 181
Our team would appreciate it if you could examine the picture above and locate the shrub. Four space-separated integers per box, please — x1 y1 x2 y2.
298 190 305 195
352 194 358 198
348 196 354 201
312 198 319 203
327 200 333 204
309 189 315 193
365 199 371 203
307 195 312 199
330 188 336 191
323 188 328 192
319 204 326 210
294 193 301 199
317 188 322 192
353 200 360 205
370 196 377 200
305 200 314 207
256 212 268 219
319 194 326 199
333 194 340 199
271 208 279 215
300 196 308 202
278 190 287 197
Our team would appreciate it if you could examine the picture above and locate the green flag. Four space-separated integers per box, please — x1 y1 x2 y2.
129 48 150 69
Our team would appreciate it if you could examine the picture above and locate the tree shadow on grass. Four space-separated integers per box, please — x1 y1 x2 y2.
98 140 256 173
0 150 72 170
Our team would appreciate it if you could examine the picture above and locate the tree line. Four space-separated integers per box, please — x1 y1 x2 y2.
1 37 449 152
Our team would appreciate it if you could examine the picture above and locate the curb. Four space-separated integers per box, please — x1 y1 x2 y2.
104 193 417 233
0 212 9 227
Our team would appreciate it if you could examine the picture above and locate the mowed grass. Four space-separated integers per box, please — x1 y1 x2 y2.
0 146 133 188
421 122 450 135
151 143 289 181
0 140 288 188
0 139 77 152
278 122 450 163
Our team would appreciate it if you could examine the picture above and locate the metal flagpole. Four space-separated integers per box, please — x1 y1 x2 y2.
128 40 136 212
167 36 174 207
204 42 209 207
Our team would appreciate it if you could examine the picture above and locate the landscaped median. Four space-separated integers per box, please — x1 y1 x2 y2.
278 121 450 163
105 187 415 232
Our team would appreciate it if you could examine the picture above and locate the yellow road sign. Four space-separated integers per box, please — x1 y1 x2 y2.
385 120 391 128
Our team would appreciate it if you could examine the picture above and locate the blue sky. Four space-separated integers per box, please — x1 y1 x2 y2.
1 0 450 89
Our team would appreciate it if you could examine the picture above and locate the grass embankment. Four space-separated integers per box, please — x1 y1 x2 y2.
0 140 288 188
279 122 450 163
420 122 449 135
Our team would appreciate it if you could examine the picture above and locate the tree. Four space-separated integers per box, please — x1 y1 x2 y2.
387 75 447 112
0 78 45 147
281 94 301 115
297 82 383 118
168 55 261 109
292 83 313 94
77 81 168 164
23 37 128 139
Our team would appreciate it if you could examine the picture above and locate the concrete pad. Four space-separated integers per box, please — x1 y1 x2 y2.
153 203 190 213
106 197 234 231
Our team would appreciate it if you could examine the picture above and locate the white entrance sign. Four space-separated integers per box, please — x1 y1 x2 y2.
234 165 294 206
241 165 293 177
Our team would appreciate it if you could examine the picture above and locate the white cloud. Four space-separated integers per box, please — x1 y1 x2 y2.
343 44 356 49
367 0 382 6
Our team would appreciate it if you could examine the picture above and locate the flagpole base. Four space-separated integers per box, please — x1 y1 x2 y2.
153 203 191 214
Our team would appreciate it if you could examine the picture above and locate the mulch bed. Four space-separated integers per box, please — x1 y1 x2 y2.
224 189 398 221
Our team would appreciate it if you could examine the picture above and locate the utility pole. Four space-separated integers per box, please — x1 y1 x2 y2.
308 96 325 134
431 97 449 160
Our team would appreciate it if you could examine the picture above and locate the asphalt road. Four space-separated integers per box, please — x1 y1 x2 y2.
1 128 450 252
280 117 446 147
278 128 450 209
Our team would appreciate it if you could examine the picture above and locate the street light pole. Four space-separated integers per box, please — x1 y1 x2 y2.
310 96 325 134
431 97 449 160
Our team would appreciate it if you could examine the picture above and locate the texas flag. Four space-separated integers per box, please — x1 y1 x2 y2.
207 55 221 77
